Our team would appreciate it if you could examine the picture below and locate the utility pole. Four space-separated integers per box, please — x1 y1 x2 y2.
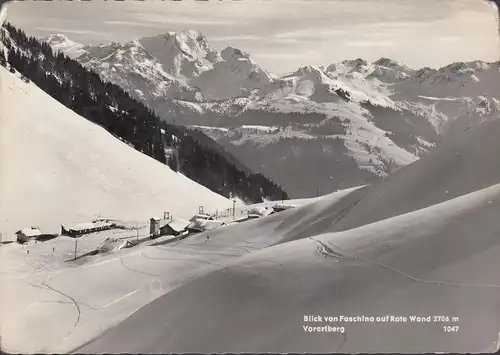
136 229 139 245
74 238 78 260
317 186 319 197
232 200 236 220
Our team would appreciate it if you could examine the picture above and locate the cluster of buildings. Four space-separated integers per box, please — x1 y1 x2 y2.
14 203 297 245
15 220 117 244
148 203 298 240
148 203 296 240
149 213 226 239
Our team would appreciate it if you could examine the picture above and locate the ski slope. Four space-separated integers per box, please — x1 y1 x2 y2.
304 113 500 235
79 182 500 354
0 187 360 353
0 67 229 241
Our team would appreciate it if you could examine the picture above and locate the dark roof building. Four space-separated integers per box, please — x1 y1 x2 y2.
16 227 43 244
61 221 115 237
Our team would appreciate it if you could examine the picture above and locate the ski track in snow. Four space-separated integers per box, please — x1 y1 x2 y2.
119 257 160 278
310 237 500 290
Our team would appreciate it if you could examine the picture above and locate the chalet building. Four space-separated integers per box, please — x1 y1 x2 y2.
150 216 190 238
159 218 190 237
149 217 161 236
61 220 115 237
16 227 43 244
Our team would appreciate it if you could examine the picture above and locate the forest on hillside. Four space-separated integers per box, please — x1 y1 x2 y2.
1 23 288 203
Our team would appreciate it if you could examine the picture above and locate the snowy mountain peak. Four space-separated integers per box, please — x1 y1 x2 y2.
325 60 376 78
221 46 250 61
159 30 211 59
373 57 406 69
291 65 329 82
343 58 369 68
0 2 8 27
444 60 491 73
44 33 72 45
43 31 273 101
134 30 214 80
164 29 207 44
42 33 86 58
410 60 496 88
296 64 323 74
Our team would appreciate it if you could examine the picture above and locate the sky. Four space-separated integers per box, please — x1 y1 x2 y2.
5 0 500 75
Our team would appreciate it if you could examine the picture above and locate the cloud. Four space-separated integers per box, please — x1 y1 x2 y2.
273 28 347 39
105 21 161 28
362 21 435 29
360 31 400 39
134 13 237 26
210 35 261 42
34 27 104 36
345 40 395 48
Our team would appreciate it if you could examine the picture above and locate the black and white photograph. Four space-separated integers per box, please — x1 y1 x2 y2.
1 0 500 353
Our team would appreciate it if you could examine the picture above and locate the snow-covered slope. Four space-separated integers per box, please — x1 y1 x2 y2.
75 111 500 353
78 182 500 353
0 66 229 240
1 186 360 353
6 108 500 353
306 112 500 236
0 1 8 61
44 33 500 198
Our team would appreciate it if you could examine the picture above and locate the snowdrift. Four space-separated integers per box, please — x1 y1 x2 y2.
0 67 229 240
247 206 274 217
97 237 130 253
79 183 500 353
273 116 500 241
186 218 225 233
